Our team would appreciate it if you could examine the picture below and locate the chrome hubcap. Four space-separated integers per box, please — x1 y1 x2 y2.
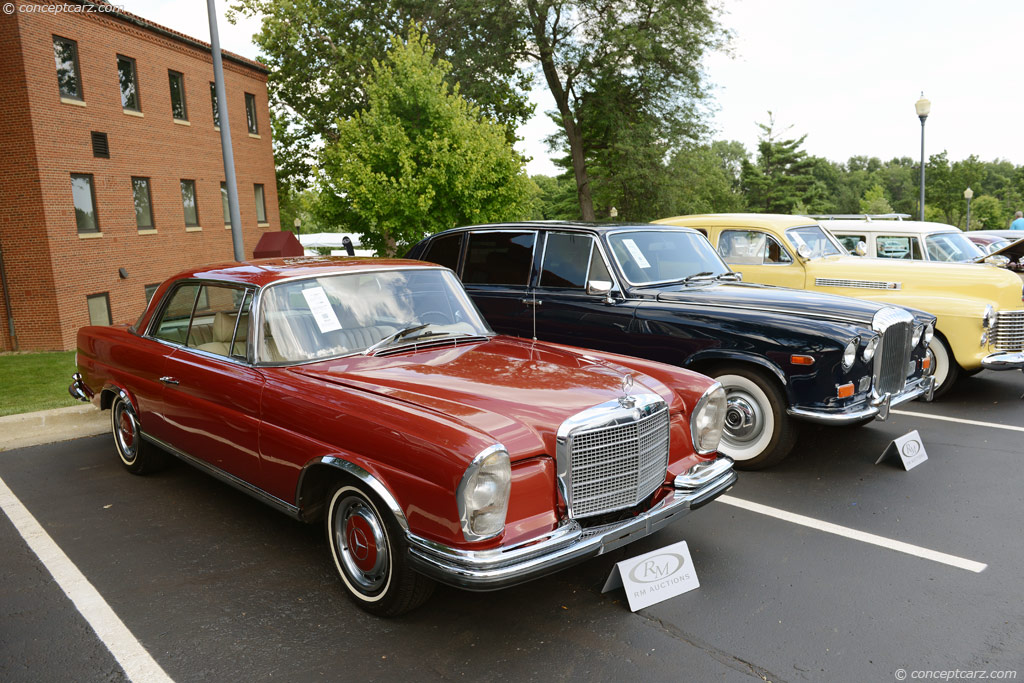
115 402 138 463
724 392 764 444
334 496 387 592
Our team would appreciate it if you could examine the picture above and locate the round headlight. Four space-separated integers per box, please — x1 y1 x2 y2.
690 384 727 455
982 305 996 330
863 336 880 362
911 324 924 347
457 446 511 541
923 322 934 346
842 339 858 370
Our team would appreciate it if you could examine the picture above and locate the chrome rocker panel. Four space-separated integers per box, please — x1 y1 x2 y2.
980 351 1024 371
786 374 936 426
405 457 736 591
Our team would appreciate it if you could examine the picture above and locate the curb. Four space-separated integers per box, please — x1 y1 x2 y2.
0 404 108 452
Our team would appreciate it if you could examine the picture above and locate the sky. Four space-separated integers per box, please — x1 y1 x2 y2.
121 0 1024 177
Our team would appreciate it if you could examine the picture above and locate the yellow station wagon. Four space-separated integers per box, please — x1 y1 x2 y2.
654 214 1024 396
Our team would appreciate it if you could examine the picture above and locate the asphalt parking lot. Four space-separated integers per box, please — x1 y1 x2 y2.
2 370 1023 682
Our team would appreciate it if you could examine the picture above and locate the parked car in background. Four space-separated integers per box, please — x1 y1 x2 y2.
966 231 1024 273
408 222 935 470
654 214 1024 396
966 233 1012 255
819 214 986 263
70 257 737 616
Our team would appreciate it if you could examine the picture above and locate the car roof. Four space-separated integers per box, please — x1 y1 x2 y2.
168 256 436 288
654 214 818 230
435 221 701 236
820 219 962 235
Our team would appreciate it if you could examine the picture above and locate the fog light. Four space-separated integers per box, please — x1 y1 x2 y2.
858 376 872 393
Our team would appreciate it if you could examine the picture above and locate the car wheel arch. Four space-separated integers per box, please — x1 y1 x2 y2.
100 384 136 413
297 456 409 531
685 351 788 388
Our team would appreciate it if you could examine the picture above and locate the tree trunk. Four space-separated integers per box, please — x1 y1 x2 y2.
526 0 595 221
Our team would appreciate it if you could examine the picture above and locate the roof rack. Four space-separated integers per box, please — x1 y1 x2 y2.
807 214 911 222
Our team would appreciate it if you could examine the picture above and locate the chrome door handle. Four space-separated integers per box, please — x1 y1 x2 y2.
159 376 180 385
521 298 542 306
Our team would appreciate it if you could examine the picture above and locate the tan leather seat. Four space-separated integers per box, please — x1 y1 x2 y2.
197 311 249 357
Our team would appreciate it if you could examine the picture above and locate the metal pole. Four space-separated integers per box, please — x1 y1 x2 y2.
966 196 971 230
918 117 927 222
207 0 245 261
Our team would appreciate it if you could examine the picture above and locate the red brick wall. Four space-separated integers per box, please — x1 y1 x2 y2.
0 1 279 351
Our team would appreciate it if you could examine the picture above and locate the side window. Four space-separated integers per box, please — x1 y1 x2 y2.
463 232 535 286
540 233 594 289
835 234 865 253
764 235 792 264
718 230 767 265
877 235 920 260
185 285 251 358
422 233 463 272
152 284 200 343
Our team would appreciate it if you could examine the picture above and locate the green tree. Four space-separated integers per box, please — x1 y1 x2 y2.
663 143 747 215
859 184 894 214
969 195 1004 230
740 114 822 213
317 28 532 256
528 174 579 220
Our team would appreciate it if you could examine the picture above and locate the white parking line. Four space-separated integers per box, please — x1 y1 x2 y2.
891 409 1024 433
0 476 174 683
717 495 987 573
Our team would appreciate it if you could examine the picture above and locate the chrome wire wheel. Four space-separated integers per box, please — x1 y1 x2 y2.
332 492 390 594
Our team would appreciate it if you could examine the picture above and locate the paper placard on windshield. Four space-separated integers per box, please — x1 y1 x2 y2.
601 539 700 611
621 239 652 269
301 287 343 333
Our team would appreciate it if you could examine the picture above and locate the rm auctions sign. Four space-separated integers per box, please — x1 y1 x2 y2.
602 540 701 611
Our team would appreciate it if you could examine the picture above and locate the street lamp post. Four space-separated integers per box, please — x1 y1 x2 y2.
964 187 973 230
915 94 931 222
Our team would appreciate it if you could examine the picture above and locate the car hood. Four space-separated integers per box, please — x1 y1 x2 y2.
635 281 887 326
290 336 668 459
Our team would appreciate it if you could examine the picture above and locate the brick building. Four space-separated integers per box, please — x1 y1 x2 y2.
0 0 279 351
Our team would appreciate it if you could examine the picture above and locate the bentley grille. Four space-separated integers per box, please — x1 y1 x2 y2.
562 400 670 519
873 307 915 396
993 310 1024 351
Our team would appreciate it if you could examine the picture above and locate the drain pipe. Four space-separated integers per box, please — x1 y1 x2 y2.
0 240 17 351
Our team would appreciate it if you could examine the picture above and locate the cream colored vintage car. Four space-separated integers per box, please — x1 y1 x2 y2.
654 214 1024 396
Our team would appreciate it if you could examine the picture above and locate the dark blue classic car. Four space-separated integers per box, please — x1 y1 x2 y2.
407 223 937 468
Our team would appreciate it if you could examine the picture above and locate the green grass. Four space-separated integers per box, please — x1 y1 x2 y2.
0 351 80 417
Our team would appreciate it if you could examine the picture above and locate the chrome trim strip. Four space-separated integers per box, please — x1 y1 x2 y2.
980 351 1024 370
786 375 934 425
816 277 902 291
141 431 301 519
405 467 736 591
314 456 410 532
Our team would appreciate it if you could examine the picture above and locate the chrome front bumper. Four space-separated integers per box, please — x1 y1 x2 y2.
787 374 936 426
68 373 91 402
981 351 1024 371
406 457 736 591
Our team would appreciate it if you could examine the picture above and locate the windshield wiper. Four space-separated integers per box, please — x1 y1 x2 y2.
363 323 429 356
681 271 715 285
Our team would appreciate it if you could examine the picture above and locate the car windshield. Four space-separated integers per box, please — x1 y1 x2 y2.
606 230 729 285
785 225 844 258
981 238 1011 254
257 268 491 363
925 232 985 262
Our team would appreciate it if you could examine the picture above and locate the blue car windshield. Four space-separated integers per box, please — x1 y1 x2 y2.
607 230 729 285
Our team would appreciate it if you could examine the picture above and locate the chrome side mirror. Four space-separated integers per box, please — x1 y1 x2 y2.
586 280 613 296
854 241 868 256
797 244 812 259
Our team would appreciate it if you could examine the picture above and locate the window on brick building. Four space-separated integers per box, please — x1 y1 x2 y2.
220 181 233 226
168 71 188 120
87 293 112 326
254 184 267 223
245 93 258 134
117 55 140 111
210 82 220 127
180 179 199 226
53 36 83 100
132 177 154 229
70 174 98 233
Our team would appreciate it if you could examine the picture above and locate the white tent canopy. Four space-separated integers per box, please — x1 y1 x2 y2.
297 232 375 257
